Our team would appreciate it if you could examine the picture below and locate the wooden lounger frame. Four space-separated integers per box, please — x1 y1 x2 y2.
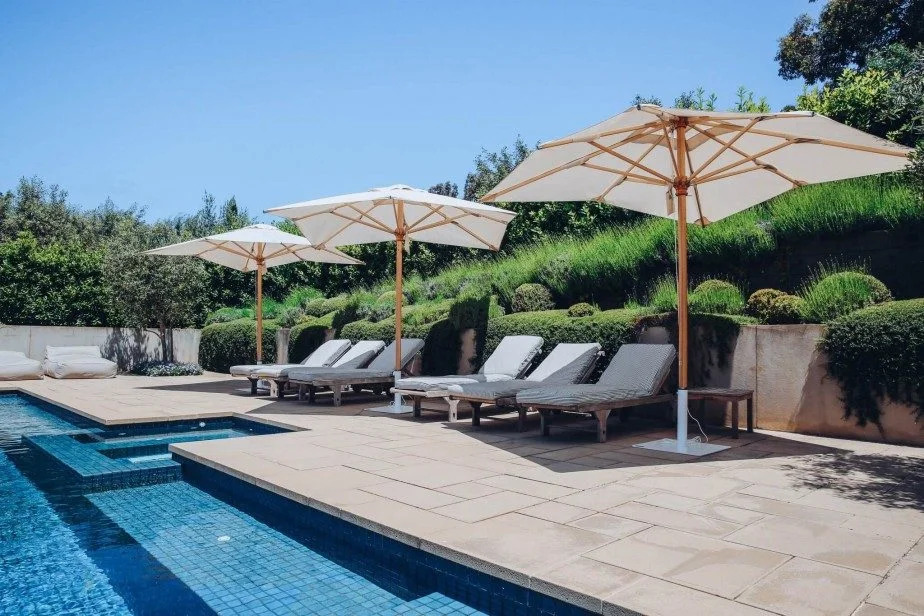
529 392 676 443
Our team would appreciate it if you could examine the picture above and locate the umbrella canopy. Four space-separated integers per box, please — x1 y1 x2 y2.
483 105 912 454
144 223 362 363
267 184 516 411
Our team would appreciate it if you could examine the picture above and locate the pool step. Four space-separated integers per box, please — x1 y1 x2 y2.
24 434 180 490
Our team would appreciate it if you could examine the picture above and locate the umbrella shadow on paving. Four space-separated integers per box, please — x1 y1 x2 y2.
787 451 924 510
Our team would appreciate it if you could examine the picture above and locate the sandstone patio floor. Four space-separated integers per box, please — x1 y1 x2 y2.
5 374 924 616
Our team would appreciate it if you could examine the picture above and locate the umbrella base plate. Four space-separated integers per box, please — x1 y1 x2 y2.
633 438 729 457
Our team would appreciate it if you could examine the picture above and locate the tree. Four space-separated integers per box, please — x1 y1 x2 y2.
732 86 772 113
674 87 717 110
104 222 206 362
777 0 924 83
796 68 895 135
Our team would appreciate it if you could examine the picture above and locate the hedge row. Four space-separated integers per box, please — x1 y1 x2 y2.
199 318 279 372
288 312 335 362
822 299 924 427
484 309 639 377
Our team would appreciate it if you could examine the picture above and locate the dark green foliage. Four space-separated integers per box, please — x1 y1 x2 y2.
647 277 678 313
199 319 279 372
275 306 306 329
822 299 924 426
485 309 637 374
205 307 254 326
130 362 203 377
288 314 334 363
802 270 893 322
746 289 788 321
0 232 114 325
689 280 745 315
512 283 554 313
567 302 598 317
766 294 806 324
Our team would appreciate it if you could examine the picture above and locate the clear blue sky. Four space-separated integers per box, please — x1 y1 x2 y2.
0 0 820 221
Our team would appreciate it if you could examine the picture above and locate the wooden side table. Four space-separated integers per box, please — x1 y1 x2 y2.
687 387 754 438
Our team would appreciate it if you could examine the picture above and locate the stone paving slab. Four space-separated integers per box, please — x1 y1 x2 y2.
5 375 924 615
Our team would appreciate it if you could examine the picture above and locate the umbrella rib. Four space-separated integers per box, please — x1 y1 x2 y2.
690 118 761 179
686 145 707 226
582 163 668 186
449 221 496 250
347 203 397 235
482 126 662 201
588 141 674 183
593 134 666 201
540 121 663 148
705 122 910 157
661 124 680 178
691 132 796 183
408 212 472 234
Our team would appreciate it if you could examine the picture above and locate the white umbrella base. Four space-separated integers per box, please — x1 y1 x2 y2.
633 438 729 457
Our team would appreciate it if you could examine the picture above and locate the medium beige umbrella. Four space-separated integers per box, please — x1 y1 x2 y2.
144 223 362 364
482 105 912 454
266 184 516 412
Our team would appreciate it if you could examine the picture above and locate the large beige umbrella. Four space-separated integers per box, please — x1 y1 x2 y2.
266 184 516 411
482 105 912 454
144 223 362 363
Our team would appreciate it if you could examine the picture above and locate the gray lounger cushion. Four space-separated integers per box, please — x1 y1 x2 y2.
286 341 386 381
249 339 352 378
0 351 43 381
43 346 117 379
477 335 543 377
395 335 544 392
515 344 676 407
292 339 425 383
446 343 601 398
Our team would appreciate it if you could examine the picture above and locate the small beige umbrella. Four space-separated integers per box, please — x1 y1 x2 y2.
483 105 912 454
266 184 516 412
144 223 362 364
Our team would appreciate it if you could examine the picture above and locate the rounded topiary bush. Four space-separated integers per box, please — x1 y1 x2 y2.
199 318 279 372
746 289 787 321
289 317 333 362
276 306 306 328
511 283 555 313
822 299 924 427
689 279 745 315
302 297 330 318
567 302 598 318
764 294 805 324
801 271 893 323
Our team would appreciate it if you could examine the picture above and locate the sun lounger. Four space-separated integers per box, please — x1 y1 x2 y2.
0 351 43 381
43 346 118 379
515 343 676 442
392 335 543 409
290 338 425 406
436 343 602 426
231 339 352 396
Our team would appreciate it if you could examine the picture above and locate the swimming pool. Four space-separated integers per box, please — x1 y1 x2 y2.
0 393 589 615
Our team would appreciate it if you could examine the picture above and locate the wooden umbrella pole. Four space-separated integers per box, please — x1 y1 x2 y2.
255 257 264 364
394 200 405 371
675 119 689 390
674 118 690 451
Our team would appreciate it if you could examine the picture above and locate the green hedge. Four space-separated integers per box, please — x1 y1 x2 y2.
822 299 924 427
199 318 279 372
485 309 638 376
339 317 457 374
288 313 335 362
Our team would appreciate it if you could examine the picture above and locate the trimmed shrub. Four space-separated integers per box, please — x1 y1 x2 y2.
302 297 329 318
205 307 253 326
512 283 554 313
647 277 677 313
376 290 395 304
288 313 334 362
746 289 787 322
485 309 637 375
822 299 924 427
131 361 203 377
766 294 805 324
319 295 350 315
199 318 279 372
567 302 598 318
689 280 745 315
276 306 306 328
801 271 893 323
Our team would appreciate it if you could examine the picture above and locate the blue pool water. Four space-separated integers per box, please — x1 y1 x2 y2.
0 394 527 616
